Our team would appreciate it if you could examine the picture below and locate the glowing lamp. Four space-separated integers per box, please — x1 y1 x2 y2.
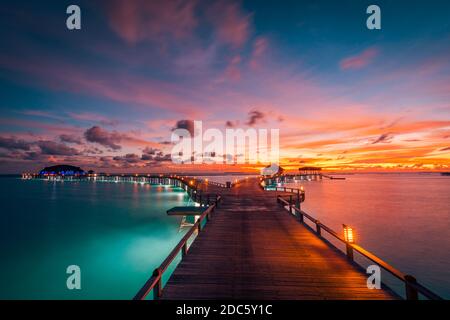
205 178 208 183
190 180 194 185
343 224 354 243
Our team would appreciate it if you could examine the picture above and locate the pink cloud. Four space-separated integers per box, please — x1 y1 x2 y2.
249 37 268 70
0 54 204 117
106 0 198 44
0 118 81 136
340 47 379 70
207 0 251 48
224 55 242 81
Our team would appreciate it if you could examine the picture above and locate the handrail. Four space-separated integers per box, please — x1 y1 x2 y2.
134 195 221 300
205 180 228 188
261 181 306 203
276 195 443 300
204 179 242 188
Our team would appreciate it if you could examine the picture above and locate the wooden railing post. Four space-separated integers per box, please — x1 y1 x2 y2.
405 275 419 300
153 268 162 300
182 242 188 258
316 221 321 236
346 243 354 261
289 195 294 214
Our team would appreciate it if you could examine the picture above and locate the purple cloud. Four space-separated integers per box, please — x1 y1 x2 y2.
84 126 122 150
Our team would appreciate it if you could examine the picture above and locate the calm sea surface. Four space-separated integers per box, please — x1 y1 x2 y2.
0 178 191 299
282 173 450 298
0 174 449 299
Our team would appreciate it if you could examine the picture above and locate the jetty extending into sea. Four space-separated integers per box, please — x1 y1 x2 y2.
22 172 442 300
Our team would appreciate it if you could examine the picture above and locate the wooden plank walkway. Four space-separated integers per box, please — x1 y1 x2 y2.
161 178 397 300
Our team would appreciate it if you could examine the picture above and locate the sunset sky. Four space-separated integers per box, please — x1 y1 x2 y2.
0 0 449 173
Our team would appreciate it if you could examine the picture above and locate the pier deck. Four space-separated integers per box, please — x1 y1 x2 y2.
161 178 396 300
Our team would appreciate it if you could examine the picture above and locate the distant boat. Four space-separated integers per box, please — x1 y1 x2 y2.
441 172 450 176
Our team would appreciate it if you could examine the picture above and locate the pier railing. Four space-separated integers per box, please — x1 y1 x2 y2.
204 180 228 188
202 179 243 189
276 195 443 300
134 195 222 300
260 181 306 206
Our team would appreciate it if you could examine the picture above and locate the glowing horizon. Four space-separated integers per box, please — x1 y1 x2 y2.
0 1 449 174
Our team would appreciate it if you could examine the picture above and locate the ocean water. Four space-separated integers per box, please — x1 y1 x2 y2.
281 173 450 299
1 174 449 299
0 177 192 299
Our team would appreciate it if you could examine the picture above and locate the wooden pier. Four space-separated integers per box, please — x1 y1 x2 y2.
22 172 441 300
133 177 442 300
159 178 395 299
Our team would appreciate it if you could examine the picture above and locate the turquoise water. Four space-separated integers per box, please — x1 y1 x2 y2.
2 174 448 299
0 178 191 299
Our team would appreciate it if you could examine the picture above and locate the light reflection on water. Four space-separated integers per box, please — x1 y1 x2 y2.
0 178 191 299
2 174 448 299
281 173 450 298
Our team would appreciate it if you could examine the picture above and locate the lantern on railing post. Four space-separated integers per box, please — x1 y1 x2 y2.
343 224 354 261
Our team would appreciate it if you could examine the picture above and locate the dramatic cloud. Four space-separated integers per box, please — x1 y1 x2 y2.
225 120 236 128
246 110 265 126
340 47 379 70
36 141 80 156
1 2 449 173
152 153 171 162
59 134 83 145
143 147 160 155
84 126 123 150
141 147 161 160
141 154 153 161
371 133 394 144
173 120 195 136
83 147 103 155
0 136 32 151
113 153 141 163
